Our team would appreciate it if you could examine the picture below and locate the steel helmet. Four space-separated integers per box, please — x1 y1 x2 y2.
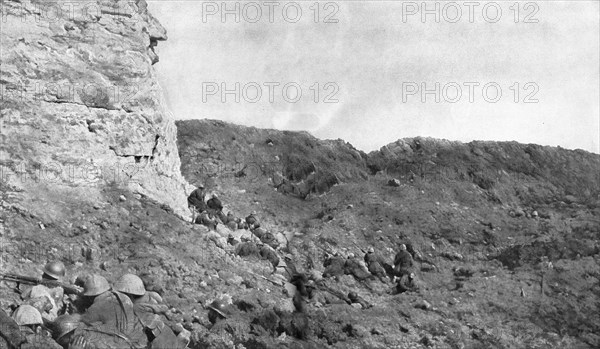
114 274 146 296
348 291 358 301
207 300 228 319
53 314 81 340
82 274 111 296
12 305 43 326
367 247 374 254
43 261 66 280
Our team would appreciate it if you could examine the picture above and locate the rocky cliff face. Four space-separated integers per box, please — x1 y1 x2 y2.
0 0 191 218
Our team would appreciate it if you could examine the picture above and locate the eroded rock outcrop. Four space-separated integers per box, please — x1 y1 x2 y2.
1 0 192 218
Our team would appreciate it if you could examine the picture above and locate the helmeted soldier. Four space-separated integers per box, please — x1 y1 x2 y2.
393 244 414 277
207 299 230 325
13 305 62 349
52 314 82 347
114 274 186 348
188 183 208 222
395 272 419 294
80 274 149 348
207 194 223 211
43 261 66 281
245 211 260 230
364 246 388 281
344 253 372 280
347 291 371 309
114 274 164 307
323 252 346 278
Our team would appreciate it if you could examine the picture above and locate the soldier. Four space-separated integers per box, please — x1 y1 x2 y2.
80 274 148 348
259 244 280 274
113 274 164 306
80 274 125 323
364 247 388 282
21 261 67 321
196 210 218 230
42 261 66 282
0 308 25 348
237 218 249 230
216 210 228 225
347 291 371 309
245 211 261 230
224 212 238 230
187 184 207 223
260 231 280 250
226 220 238 231
206 299 230 326
344 253 372 281
290 273 309 313
323 252 346 278
393 244 414 277
12 305 62 349
113 274 187 349
395 272 419 294
52 314 82 347
252 227 267 239
207 194 223 211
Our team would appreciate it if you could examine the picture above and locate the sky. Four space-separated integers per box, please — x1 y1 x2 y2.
148 1 599 153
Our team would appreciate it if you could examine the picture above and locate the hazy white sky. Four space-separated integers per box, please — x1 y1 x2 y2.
149 1 599 153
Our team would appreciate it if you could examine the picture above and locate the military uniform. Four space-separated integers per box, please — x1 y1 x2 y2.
245 214 260 230
395 273 419 294
259 245 280 273
81 291 148 348
344 257 372 280
364 252 388 279
393 250 414 276
323 257 346 278
19 326 62 349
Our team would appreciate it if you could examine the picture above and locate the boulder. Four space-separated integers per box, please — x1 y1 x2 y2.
388 179 401 187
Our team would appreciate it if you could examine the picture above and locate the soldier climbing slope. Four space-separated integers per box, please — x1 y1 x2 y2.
393 244 414 278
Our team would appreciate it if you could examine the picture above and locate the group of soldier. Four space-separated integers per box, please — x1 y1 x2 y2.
0 185 424 348
0 261 232 349
188 182 422 296
188 183 258 232
188 183 283 272
321 243 420 294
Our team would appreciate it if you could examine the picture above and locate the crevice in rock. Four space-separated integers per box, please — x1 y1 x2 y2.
151 135 160 160
39 99 119 111
108 145 155 166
